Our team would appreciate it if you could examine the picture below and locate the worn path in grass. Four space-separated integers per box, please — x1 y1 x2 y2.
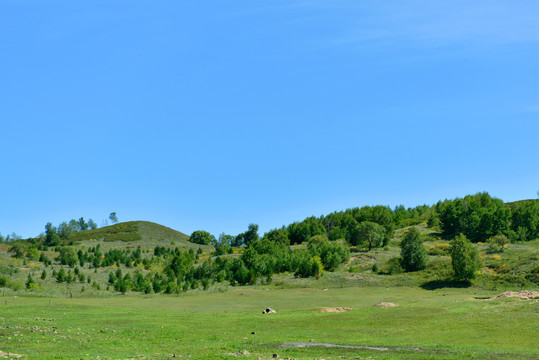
1 286 538 359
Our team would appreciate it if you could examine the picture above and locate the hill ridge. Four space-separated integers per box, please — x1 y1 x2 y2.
69 220 189 243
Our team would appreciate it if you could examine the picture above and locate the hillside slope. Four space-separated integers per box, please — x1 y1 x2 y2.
69 221 190 243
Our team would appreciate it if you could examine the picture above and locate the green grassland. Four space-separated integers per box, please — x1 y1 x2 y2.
0 220 538 359
0 286 537 359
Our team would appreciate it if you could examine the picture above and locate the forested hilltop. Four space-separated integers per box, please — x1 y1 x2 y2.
0 192 538 296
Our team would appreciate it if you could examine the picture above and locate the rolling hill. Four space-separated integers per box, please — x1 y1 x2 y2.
69 221 190 243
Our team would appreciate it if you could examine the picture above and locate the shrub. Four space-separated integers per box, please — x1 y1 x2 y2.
386 257 404 275
487 234 509 253
427 242 450 255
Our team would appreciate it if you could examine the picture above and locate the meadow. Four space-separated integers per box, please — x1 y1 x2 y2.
1 198 538 359
1 286 537 359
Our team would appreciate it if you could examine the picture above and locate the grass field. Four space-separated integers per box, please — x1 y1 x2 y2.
1 222 537 359
1 286 537 359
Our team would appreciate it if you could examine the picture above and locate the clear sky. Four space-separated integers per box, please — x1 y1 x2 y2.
1 0 538 239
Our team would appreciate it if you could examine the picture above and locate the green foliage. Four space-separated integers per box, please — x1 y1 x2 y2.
109 212 119 224
450 234 481 281
87 219 98 230
262 227 290 247
235 224 260 246
400 228 427 272
45 222 60 246
189 230 215 245
57 222 73 240
385 257 404 275
56 268 66 283
487 234 509 253
510 200 539 240
25 274 35 289
437 193 539 243
58 247 78 267
349 221 385 250
8 243 26 258
307 236 350 271
288 218 326 245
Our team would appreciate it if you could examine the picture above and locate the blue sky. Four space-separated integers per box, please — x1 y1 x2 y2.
1 0 538 239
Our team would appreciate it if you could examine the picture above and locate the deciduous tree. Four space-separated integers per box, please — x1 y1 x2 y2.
450 234 481 281
400 227 427 272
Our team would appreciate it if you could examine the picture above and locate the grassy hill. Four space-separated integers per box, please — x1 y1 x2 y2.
505 199 539 208
69 221 190 243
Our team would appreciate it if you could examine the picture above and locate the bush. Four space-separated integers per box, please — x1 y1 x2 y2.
487 234 509 253
386 257 404 275
427 242 450 255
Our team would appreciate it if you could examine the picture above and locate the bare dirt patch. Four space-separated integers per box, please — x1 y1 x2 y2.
373 302 398 308
0 350 23 358
319 307 353 313
490 290 539 300
282 342 389 351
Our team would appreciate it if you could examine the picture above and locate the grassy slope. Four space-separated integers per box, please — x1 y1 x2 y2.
505 199 539 207
69 221 190 243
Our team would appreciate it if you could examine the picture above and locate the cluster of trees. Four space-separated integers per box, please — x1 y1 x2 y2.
40 212 120 246
0 232 22 243
436 193 539 242
189 206 406 252
108 231 351 294
397 228 481 281
43 218 97 246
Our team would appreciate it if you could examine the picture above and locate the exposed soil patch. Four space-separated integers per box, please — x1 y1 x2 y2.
373 302 398 308
281 342 389 351
319 307 353 313
491 290 539 300
0 350 23 358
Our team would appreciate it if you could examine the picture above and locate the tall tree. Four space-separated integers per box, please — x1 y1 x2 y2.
69 219 80 232
450 234 481 281
44 222 60 246
88 219 98 230
400 227 427 272
349 221 385 250
109 212 119 224
78 217 88 231
243 224 259 246
189 230 215 245
58 221 73 240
